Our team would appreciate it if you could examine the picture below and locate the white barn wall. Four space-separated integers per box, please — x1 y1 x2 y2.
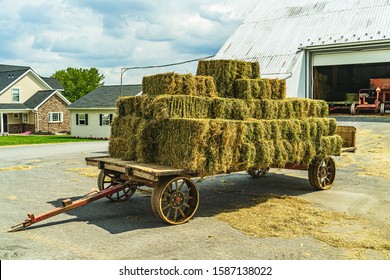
284 52 307 98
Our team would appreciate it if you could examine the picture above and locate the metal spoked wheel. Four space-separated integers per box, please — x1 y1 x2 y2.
308 156 336 190
247 167 270 178
97 170 137 202
152 176 200 225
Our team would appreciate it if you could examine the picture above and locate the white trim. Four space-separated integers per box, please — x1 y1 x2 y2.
1 113 8 134
300 39 390 52
22 113 29 123
0 69 52 96
48 112 63 123
11 88 21 103
0 109 30 113
101 113 111 126
77 113 87 125
33 90 71 110
68 107 114 110
0 112 3 134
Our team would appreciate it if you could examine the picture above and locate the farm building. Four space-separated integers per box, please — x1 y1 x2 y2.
67 84 142 138
214 0 390 101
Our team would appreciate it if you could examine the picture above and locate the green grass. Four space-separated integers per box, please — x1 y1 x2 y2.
0 135 106 147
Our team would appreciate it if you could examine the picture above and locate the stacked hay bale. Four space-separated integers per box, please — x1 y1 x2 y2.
109 60 342 176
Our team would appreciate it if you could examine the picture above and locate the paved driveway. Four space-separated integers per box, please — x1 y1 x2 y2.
1 116 390 260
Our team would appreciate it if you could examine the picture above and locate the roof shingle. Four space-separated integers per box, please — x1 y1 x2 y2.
23 90 57 109
67 84 142 109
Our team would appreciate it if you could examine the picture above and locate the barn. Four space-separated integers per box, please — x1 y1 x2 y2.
214 0 390 102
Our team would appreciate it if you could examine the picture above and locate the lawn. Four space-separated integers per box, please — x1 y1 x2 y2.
0 135 106 146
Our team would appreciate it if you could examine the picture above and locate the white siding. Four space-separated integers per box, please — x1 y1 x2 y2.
313 48 390 66
70 109 114 138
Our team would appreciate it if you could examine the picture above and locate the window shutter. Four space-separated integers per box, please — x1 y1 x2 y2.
76 114 79 125
85 114 88 125
99 114 102 126
109 114 113 124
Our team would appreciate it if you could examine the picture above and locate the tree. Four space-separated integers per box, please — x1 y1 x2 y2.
51 67 105 103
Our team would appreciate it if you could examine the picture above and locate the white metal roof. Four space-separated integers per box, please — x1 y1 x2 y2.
214 0 390 78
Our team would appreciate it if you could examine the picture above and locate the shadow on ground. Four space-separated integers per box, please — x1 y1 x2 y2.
25 171 318 234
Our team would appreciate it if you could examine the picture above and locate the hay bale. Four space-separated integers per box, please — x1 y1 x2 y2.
194 76 218 97
142 72 217 97
196 60 260 98
117 95 329 121
110 117 341 176
320 135 343 156
235 78 287 100
142 72 178 96
109 116 146 160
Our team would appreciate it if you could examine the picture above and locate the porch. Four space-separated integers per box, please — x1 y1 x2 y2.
1 111 36 135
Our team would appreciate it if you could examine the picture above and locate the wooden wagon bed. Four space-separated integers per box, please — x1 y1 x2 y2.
85 156 195 182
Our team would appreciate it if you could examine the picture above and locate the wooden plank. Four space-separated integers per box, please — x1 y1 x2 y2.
336 126 357 152
85 156 194 180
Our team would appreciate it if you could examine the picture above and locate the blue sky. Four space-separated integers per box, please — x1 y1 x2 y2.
0 0 258 85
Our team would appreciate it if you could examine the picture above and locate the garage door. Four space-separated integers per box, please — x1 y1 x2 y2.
313 48 390 66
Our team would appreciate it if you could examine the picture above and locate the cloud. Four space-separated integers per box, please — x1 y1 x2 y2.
0 0 258 84
19 3 53 24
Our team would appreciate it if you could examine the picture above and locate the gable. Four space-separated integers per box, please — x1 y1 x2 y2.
24 90 71 110
0 71 52 103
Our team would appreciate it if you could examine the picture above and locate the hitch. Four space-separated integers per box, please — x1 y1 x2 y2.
9 183 131 232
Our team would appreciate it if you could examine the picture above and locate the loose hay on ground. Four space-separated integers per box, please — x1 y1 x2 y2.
66 167 100 178
216 193 390 259
0 165 38 172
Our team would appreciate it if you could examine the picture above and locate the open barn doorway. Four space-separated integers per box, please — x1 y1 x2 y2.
313 62 390 101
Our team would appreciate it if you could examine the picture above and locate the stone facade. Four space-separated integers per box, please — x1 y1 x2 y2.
8 123 35 134
37 94 70 133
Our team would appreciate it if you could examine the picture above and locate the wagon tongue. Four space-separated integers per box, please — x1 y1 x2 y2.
8 183 130 232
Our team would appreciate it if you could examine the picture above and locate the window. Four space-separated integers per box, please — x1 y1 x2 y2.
22 113 29 123
48 112 63 123
76 113 88 125
13 113 19 119
12 88 20 102
100 114 113 126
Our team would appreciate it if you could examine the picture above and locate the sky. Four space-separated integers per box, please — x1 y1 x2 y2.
0 0 258 85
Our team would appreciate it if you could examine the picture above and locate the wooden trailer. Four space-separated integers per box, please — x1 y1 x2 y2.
10 126 356 231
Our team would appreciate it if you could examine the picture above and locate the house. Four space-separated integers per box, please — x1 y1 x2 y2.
214 0 390 100
0 64 71 135
67 84 142 138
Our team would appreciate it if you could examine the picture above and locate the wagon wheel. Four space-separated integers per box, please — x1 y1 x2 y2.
308 156 336 190
247 167 270 177
350 103 357 115
152 176 200 225
380 103 385 115
97 170 137 202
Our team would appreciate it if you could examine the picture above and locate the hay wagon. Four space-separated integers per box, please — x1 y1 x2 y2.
9 59 356 231
10 126 356 231
83 153 339 226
